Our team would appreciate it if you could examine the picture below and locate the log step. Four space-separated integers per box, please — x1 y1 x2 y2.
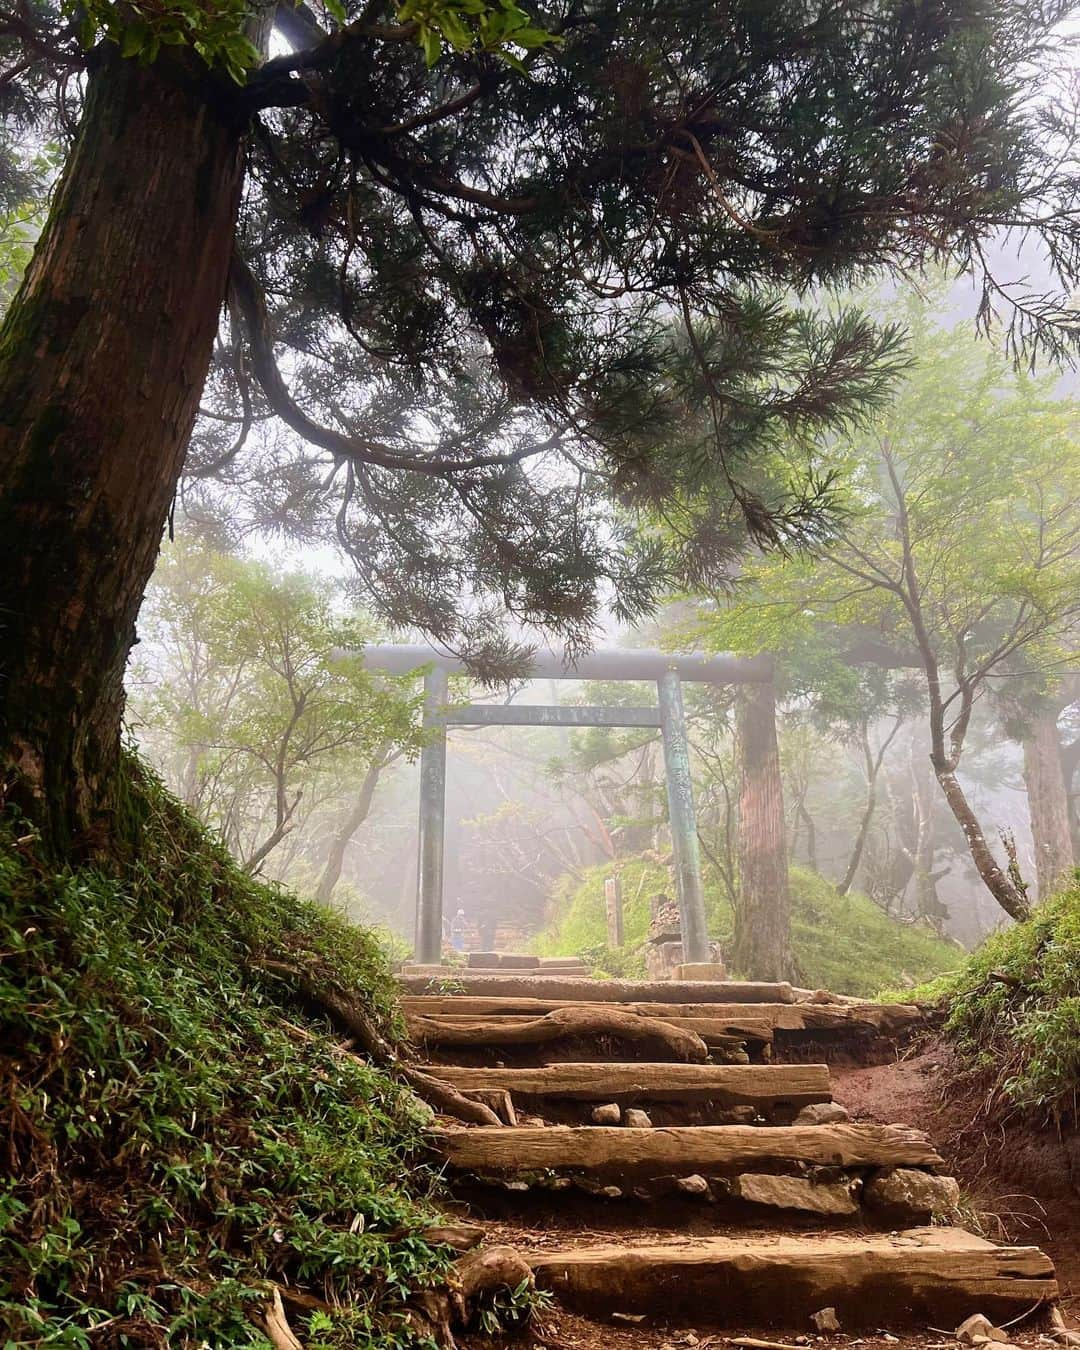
434 1122 943 1175
425 1063 829 1110
409 1011 766 1052
403 996 921 1039
398 973 796 1003
525 1228 1057 1329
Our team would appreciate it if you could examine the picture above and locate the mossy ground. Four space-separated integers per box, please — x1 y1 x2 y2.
534 858 962 997
0 758 453 1347
903 879 1080 1126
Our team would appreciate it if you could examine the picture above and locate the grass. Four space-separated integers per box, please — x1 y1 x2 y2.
0 756 455 1348
535 857 962 997
903 879 1080 1126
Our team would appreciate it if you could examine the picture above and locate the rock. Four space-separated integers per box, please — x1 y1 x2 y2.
676 1173 711 1195
601 1185 623 1198
625 1108 653 1128
1048 1309 1080 1347
794 1102 850 1126
718 1105 757 1125
591 1102 622 1125
956 1315 1009 1346
734 1172 860 1216
865 1167 961 1220
811 1307 841 1333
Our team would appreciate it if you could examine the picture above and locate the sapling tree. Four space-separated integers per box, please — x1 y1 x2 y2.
3 0 1080 856
130 542 423 875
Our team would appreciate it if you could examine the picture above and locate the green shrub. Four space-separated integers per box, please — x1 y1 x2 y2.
0 757 452 1347
917 881 1080 1124
536 858 961 997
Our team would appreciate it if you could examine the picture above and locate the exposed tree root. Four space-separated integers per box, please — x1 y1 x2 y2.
255 958 501 1125
409 1005 710 1063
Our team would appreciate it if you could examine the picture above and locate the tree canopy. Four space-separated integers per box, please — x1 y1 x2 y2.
692 286 1080 921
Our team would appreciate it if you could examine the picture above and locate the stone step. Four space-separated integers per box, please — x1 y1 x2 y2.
398 972 797 1003
425 1062 829 1112
524 1228 1057 1329
465 953 589 970
435 1121 943 1176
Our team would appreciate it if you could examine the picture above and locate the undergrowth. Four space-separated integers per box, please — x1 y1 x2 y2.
535 858 961 996
0 757 454 1347
905 882 1080 1127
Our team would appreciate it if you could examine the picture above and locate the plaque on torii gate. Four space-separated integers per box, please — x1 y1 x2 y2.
360 644 770 966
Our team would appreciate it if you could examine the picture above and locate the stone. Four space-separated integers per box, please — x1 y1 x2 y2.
624 1108 653 1128
676 1173 711 1195
794 1102 850 1126
646 938 683 981
719 1105 758 1125
674 962 729 981
591 1102 622 1125
956 1315 1009 1346
865 1168 961 1220
811 1307 841 1332
734 1172 860 1216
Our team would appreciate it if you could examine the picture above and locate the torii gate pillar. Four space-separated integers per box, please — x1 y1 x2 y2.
360 645 771 966
657 669 710 964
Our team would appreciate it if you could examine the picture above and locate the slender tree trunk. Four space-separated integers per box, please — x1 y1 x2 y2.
799 800 818 874
837 715 902 897
734 673 794 981
934 767 1030 922
0 47 250 854
1022 710 1074 900
315 758 385 904
909 739 945 925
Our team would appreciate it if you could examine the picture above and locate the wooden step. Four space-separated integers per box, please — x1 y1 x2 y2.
403 995 921 1039
425 1063 828 1110
434 1122 942 1174
398 973 796 1003
525 1228 1057 1329
409 1011 767 1053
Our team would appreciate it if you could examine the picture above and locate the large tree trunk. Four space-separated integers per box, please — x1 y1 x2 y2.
734 674 794 982
0 48 248 853
1021 710 1074 900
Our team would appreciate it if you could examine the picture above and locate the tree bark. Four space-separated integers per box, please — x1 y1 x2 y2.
837 715 902 897
315 756 386 903
1021 710 1074 900
734 674 794 982
935 767 1030 922
0 48 249 852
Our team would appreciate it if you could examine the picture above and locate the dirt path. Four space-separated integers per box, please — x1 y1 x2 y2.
832 1047 1080 1320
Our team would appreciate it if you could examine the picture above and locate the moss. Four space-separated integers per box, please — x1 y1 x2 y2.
902 881 1080 1124
0 755 451 1347
536 857 961 997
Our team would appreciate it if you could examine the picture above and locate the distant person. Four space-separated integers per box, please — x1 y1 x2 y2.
478 911 497 951
450 907 466 952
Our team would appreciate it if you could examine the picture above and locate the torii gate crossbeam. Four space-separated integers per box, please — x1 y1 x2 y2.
361 645 770 965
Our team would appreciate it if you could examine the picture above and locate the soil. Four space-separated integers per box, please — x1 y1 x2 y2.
452 1041 1080 1349
831 1042 1080 1319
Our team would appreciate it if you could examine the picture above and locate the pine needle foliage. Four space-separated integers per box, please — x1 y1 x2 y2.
0 756 454 1347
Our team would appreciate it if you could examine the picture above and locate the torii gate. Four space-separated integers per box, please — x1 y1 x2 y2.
363 644 771 965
